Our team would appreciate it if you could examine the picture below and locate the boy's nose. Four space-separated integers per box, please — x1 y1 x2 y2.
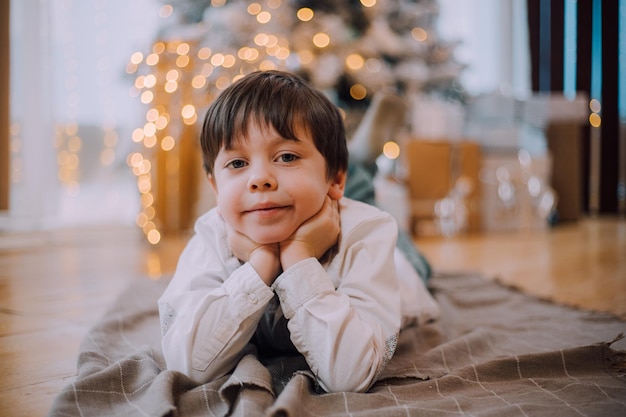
247 170 277 191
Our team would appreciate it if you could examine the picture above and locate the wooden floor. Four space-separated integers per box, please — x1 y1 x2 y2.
1 216 625 416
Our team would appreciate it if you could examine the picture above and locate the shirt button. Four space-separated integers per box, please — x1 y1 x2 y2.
248 293 258 304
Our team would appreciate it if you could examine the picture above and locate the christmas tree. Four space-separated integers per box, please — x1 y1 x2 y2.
146 0 464 131
125 0 465 242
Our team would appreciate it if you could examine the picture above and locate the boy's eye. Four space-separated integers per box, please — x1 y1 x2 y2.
278 153 299 163
227 159 247 169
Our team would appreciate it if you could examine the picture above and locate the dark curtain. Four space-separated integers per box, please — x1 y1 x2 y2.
527 0 621 215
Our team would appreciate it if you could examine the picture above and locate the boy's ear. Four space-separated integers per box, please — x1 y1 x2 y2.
328 170 346 200
208 174 218 194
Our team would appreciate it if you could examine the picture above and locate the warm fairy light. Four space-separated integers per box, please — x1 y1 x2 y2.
136 212 148 227
161 136 175 151
147 229 161 245
141 193 154 206
239 47 260 61
192 75 207 88
266 35 278 47
143 122 157 137
257 11 272 24
383 141 401 159
137 176 151 193
211 53 225 66
126 63 138 74
360 0 376 7
266 44 279 57
275 47 290 60
411 27 428 42
144 135 157 148
132 128 144 142
146 53 160 66
184 114 198 125
153 42 166 54
211 0 226 6
144 74 157 88
130 52 143 64
313 33 330 48
164 80 178 93
267 0 281 8
198 47 212 59
159 5 173 18
166 69 180 81
128 152 143 167
590 99 601 113
589 113 601 127
177 43 190 55
176 55 190 67
146 108 159 122
143 220 156 234
181 104 196 119
67 136 82 152
346 54 365 70
144 206 156 220
155 115 169 129
259 60 277 70
134 76 145 89
223 54 237 68
297 8 314 21
247 3 262 14
255 33 269 46
349 84 367 100
140 91 153 103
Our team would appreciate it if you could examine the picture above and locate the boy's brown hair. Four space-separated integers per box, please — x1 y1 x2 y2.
200 70 348 180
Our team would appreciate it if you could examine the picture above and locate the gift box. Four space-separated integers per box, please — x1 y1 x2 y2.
479 151 553 232
403 138 481 235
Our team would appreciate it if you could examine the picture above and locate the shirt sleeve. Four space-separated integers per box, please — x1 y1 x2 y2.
157 212 275 383
271 208 402 393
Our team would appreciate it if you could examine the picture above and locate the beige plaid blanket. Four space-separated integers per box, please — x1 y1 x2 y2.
49 273 626 416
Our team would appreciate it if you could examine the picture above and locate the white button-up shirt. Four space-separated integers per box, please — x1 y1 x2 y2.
158 197 438 392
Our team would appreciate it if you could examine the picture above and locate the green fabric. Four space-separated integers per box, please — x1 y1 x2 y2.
345 163 432 282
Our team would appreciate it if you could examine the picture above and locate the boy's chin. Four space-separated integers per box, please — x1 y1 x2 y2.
246 229 292 245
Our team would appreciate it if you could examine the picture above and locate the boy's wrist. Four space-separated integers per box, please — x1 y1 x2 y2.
248 245 280 286
280 241 315 270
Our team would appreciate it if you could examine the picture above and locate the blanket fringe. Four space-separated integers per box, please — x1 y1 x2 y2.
606 333 626 377
607 332 625 346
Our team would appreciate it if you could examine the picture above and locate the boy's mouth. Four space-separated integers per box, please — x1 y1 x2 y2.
245 203 290 216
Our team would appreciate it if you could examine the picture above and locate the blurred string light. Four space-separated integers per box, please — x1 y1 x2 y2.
51 0 121 198
383 141 401 160
589 98 601 128
128 0 436 244
54 0 81 196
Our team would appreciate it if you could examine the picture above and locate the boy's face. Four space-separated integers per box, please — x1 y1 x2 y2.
209 121 345 245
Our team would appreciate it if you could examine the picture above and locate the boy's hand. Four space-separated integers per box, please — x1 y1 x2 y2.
280 196 340 269
225 223 280 286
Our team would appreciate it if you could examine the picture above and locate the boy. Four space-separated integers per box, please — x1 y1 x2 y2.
158 70 438 393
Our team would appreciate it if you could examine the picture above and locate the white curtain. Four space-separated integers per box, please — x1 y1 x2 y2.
438 0 531 98
2 0 160 231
